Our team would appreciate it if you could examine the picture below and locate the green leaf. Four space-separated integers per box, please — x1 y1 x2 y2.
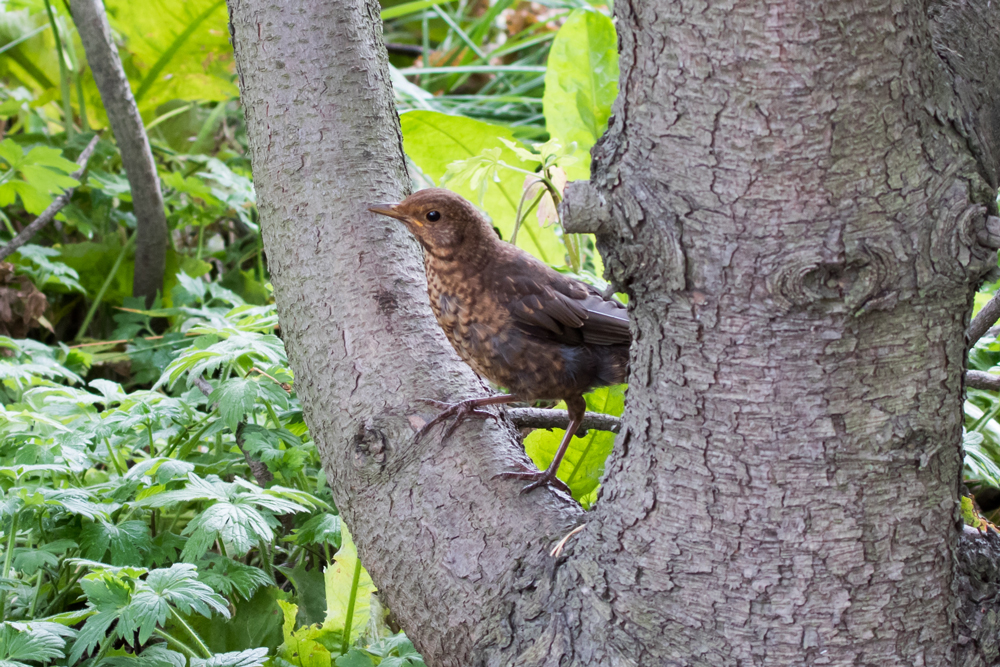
543 9 619 181
186 584 284 655
0 621 73 666
292 513 341 549
335 650 376 667
104 0 236 112
196 554 272 600
80 520 151 566
276 600 335 667
399 110 566 266
181 502 272 560
209 377 259 431
323 524 376 644
191 648 269 667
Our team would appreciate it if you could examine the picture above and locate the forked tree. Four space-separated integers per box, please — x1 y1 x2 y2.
226 0 1000 664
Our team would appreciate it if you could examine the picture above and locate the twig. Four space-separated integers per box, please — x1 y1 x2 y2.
967 370 1000 392
507 407 621 435
968 292 1000 345
550 524 585 557
0 133 100 262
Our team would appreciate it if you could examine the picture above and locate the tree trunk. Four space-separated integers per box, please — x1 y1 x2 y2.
71 0 168 305
228 0 1000 664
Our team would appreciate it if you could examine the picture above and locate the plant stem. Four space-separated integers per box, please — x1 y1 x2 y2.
153 628 200 659
510 184 545 245
74 232 135 341
257 538 275 584
75 73 89 132
340 558 363 654
170 607 212 659
40 566 85 617
104 437 125 476
0 511 20 619
44 0 74 138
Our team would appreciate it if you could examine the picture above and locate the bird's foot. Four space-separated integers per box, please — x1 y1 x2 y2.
493 467 571 495
415 398 500 441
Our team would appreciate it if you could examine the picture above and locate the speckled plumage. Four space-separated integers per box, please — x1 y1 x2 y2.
370 188 630 493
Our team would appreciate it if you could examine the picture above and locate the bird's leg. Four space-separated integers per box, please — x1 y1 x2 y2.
415 394 521 441
494 394 585 495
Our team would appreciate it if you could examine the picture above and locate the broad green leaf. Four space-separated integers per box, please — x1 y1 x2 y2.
292 513 341 549
186 585 284 655
523 384 625 506
543 9 619 180
103 0 236 113
399 110 567 266
323 524 376 643
277 600 335 667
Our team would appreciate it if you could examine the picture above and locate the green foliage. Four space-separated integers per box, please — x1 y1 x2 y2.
542 9 618 181
400 110 568 265
0 138 79 214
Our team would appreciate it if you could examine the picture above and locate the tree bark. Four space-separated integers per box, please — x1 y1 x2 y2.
227 1 582 663
228 0 1000 665
71 0 168 305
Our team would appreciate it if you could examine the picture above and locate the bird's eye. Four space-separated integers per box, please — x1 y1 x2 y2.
426 210 441 222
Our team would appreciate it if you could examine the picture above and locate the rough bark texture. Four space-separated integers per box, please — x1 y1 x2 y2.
70 0 167 305
228 0 1000 664
227 1 582 663
557 0 1000 663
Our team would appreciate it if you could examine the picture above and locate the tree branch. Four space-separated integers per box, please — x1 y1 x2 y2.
0 133 100 262
507 407 621 434
968 289 1000 345
71 0 168 305
967 370 1000 392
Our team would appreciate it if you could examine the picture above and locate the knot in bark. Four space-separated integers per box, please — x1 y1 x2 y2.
767 244 897 315
351 419 389 468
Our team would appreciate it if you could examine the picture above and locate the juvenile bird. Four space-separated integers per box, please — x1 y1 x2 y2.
370 188 629 494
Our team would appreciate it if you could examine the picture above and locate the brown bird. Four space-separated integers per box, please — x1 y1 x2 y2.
370 188 630 494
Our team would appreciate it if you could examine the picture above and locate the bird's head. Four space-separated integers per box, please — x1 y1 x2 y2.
369 188 494 259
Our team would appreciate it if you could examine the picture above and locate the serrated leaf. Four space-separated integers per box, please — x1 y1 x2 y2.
191 648 269 667
292 513 341 549
0 621 72 665
210 378 259 431
80 520 151 566
181 502 272 560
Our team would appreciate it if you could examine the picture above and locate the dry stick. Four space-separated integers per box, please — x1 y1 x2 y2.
0 134 100 262
506 407 621 435
71 0 168 305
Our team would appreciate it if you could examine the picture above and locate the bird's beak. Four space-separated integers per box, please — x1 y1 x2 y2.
368 203 423 227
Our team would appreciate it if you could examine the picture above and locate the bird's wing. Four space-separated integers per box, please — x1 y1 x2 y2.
498 253 630 346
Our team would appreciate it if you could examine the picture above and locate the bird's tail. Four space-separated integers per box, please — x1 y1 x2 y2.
595 344 630 387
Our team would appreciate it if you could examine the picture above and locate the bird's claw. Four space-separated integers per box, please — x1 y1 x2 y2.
414 398 499 441
493 468 571 495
